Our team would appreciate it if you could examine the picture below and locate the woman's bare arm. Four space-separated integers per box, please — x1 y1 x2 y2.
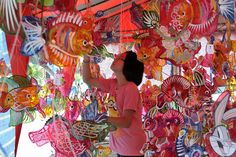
107 109 135 128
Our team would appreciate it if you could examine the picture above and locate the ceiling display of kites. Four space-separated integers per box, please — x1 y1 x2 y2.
0 0 236 157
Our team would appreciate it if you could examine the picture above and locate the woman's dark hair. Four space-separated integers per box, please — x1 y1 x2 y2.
123 51 144 86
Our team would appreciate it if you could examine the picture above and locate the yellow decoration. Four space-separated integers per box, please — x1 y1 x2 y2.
104 96 119 117
97 145 112 157
137 46 166 81
151 62 163 81
231 40 236 52
42 106 53 117
226 77 236 92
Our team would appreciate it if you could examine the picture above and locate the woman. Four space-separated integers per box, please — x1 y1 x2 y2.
82 51 145 157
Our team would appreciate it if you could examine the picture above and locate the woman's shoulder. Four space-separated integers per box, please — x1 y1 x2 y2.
126 81 138 90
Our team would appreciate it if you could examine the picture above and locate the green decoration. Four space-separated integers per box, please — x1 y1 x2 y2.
9 109 36 126
9 75 31 88
28 63 46 85
23 110 36 123
16 0 26 3
9 110 24 126
0 77 19 90
41 0 54 7
91 45 114 58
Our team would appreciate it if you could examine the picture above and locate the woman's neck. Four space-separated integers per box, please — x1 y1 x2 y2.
115 73 129 87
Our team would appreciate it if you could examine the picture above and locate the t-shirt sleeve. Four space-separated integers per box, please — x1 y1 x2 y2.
123 83 140 112
98 78 116 93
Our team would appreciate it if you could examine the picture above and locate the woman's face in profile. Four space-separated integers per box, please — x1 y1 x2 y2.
110 53 126 72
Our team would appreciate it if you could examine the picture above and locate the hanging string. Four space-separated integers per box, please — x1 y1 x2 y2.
221 30 227 43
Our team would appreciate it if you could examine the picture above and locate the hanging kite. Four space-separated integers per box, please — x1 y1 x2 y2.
29 115 91 157
20 11 94 67
187 0 218 37
208 91 236 156
0 75 45 125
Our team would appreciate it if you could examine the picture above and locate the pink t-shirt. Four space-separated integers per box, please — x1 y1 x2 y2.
99 78 146 156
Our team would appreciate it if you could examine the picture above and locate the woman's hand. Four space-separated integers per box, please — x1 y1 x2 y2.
82 54 102 88
83 55 90 63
